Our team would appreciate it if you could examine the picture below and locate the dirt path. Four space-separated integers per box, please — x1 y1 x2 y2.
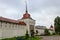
41 36 60 40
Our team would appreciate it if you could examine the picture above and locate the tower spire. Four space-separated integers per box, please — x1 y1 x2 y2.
22 0 32 19
25 0 28 12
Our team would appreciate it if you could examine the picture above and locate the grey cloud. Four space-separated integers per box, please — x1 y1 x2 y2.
0 0 60 27
29 0 60 13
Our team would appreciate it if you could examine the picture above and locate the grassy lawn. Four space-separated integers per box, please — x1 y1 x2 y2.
30 36 40 40
1 36 40 40
22 36 40 40
2 37 17 40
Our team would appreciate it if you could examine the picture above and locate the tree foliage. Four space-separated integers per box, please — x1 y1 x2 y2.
36 30 38 35
25 30 29 39
30 30 34 37
44 29 50 35
54 16 60 34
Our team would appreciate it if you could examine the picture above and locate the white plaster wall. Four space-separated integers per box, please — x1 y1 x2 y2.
1 26 27 38
0 22 2 39
0 18 35 39
0 21 27 39
49 30 55 34
0 22 1 29
0 29 2 39
20 19 35 25
35 29 44 35
19 19 35 36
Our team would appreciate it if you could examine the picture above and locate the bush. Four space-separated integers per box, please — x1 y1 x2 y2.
25 30 29 39
52 33 56 35
44 29 50 36
36 30 38 33
30 30 34 37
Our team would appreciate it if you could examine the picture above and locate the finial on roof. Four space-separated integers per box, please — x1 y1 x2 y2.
22 0 32 19
25 0 28 12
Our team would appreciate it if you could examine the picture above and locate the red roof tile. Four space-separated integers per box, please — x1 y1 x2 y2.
22 12 31 19
0 17 26 25
49 25 54 31
19 21 26 25
50 25 53 28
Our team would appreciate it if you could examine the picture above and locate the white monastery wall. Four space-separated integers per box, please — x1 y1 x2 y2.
19 19 35 36
0 21 27 39
35 29 45 35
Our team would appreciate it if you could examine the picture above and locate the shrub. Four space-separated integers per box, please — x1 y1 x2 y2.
36 30 39 35
44 29 50 36
25 30 29 39
30 30 34 37
52 32 56 35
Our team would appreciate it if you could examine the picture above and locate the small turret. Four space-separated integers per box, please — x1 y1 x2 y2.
50 25 54 31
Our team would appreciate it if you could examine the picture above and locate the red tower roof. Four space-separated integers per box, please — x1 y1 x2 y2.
50 25 53 28
22 11 31 19
50 25 54 31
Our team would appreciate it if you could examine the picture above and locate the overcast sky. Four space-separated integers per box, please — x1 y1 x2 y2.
0 0 60 28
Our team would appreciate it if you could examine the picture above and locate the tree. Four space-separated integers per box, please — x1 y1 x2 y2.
54 16 60 34
30 30 34 37
25 30 29 39
36 30 38 35
44 29 50 35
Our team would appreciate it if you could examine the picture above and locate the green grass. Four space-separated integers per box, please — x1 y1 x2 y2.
1 37 17 40
30 36 40 40
1 36 40 40
17 36 40 40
